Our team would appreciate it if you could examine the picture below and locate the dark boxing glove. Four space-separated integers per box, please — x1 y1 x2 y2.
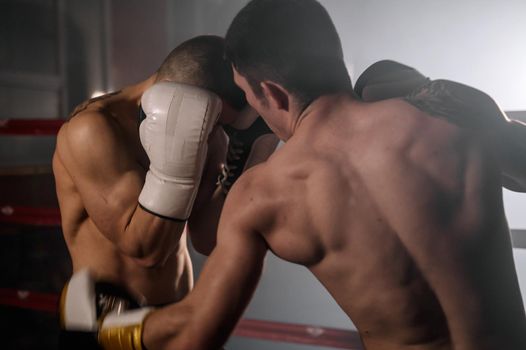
219 114 274 193
355 60 509 130
354 60 430 102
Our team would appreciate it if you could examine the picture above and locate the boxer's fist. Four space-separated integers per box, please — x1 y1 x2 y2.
139 82 222 220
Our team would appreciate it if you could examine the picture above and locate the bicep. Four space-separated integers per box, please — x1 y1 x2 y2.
57 116 143 238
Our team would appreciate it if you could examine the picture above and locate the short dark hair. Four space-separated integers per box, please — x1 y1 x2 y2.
157 35 246 110
225 0 351 110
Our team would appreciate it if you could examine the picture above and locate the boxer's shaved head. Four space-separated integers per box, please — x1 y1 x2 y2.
157 35 246 110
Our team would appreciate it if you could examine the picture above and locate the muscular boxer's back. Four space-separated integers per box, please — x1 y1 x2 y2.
258 95 526 349
53 83 191 305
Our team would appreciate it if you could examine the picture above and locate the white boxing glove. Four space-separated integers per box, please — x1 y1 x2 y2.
139 82 222 220
59 269 98 332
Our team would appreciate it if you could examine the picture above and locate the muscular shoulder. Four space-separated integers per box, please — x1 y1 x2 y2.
56 108 127 175
357 98 469 195
59 109 115 151
60 89 124 151
224 162 281 234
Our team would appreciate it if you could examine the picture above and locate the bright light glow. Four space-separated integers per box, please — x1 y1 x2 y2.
91 90 106 98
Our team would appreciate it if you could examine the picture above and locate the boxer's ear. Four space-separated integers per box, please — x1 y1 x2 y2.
260 81 289 112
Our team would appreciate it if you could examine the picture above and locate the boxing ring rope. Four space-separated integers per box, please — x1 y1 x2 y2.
0 206 61 226
0 288 59 314
235 319 363 349
0 118 64 135
0 286 363 349
0 118 63 227
0 118 364 348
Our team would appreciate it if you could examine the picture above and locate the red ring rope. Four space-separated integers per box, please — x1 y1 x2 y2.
0 287 363 349
236 318 363 349
0 119 64 135
0 205 61 226
0 288 59 313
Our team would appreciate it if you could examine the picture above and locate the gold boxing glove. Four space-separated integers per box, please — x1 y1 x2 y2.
99 308 153 350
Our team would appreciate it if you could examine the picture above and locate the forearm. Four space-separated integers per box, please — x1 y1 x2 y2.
143 247 265 350
187 187 226 255
245 134 280 169
187 132 278 255
144 305 226 350
116 205 186 267
144 211 268 350
141 301 195 350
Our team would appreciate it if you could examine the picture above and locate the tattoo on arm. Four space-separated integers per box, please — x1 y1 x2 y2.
68 91 122 118
403 80 470 123
404 79 507 130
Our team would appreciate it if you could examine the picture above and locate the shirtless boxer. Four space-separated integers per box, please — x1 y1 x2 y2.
53 35 250 347
77 1 526 349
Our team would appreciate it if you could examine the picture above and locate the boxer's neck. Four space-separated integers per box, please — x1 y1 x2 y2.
124 74 158 106
102 74 156 124
290 92 356 138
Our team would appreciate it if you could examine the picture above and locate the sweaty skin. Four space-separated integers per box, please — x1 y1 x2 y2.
142 72 526 349
53 75 227 305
